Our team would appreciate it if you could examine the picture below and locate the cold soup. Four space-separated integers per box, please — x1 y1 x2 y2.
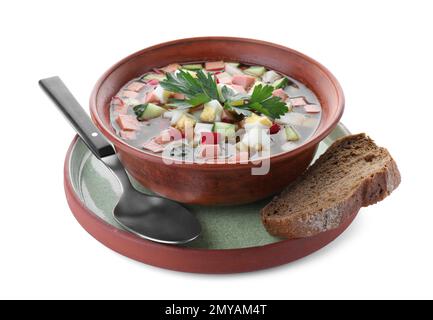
110 61 321 163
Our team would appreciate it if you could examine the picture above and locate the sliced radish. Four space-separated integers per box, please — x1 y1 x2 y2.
146 79 159 86
269 123 281 134
290 96 309 107
205 61 225 71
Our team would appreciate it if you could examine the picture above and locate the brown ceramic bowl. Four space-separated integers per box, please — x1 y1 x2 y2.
90 37 344 205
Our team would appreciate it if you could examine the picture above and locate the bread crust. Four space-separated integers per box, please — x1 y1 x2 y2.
261 134 401 239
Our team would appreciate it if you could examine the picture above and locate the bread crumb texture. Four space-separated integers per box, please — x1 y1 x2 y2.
261 133 401 239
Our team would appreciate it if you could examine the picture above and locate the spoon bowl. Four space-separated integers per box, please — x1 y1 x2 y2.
102 154 201 244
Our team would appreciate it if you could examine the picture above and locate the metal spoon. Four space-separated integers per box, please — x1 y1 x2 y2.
39 76 201 244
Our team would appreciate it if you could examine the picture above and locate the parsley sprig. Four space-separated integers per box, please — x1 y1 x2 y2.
223 84 288 119
161 70 219 108
160 69 288 118
221 86 252 116
242 84 288 119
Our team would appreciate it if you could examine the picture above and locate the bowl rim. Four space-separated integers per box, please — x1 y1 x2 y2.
90 36 345 169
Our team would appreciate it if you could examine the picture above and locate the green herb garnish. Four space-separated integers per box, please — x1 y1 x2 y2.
160 70 219 108
221 85 248 103
161 70 287 118
195 71 220 100
243 84 288 119
221 86 251 116
166 95 209 109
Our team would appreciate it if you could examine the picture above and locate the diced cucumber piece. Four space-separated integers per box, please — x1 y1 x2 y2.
140 73 166 82
273 77 290 89
285 126 300 141
226 62 240 67
181 63 203 71
216 84 224 100
134 103 166 120
262 70 281 83
244 66 266 77
214 122 236 139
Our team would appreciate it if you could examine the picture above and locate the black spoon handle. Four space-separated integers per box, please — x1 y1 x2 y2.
39 76 115 158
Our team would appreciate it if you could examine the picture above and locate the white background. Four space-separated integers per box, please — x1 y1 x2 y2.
1 0 432 300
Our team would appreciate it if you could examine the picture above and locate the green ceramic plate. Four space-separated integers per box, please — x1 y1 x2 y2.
68 123 350 250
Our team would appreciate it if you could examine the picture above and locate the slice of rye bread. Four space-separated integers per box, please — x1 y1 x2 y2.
261 133 401 239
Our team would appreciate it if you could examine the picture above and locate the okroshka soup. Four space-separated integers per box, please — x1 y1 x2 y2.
110 60 321 168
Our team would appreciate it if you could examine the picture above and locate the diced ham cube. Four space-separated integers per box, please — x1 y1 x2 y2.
198 144 220 159
145 91 159 103
201 132 221 145
122 90 139 98
127 82 145 92
205 61 225 71
116 115 140 131
142 139 164 153
231 75 256 89
229 84 247 94
145 86 169 104
172 93 185 100
112 97 128 114
154 127 183 144
120 130 136 140
290 96 309 107
272 88 289 101
304 104 321 113
229 151 249 164
114 104 128 114
146 79 159 86
161 63 181 73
